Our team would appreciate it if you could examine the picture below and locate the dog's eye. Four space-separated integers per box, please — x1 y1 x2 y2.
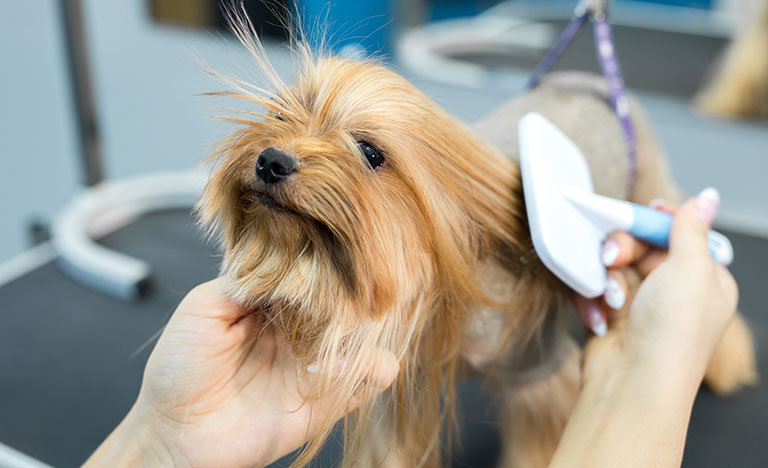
357 141 384 170
273 112 286 122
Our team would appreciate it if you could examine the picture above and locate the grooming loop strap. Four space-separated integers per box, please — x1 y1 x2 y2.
526 0 637 195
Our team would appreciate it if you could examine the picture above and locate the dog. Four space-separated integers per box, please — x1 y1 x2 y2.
197 10 757 467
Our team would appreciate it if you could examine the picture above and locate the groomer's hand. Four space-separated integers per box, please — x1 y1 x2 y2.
574 188 738 385
552 189 738 468
83 279 398 468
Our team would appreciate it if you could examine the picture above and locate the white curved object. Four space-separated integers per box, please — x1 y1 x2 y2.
398 16 554 88
52 170 208 300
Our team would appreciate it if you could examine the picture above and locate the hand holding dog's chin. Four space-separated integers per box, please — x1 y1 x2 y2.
84 278 398 468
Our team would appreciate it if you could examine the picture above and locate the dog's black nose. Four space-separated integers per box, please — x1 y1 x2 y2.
256 147 297 184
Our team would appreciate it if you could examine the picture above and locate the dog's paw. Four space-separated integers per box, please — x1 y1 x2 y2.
704 313 758 395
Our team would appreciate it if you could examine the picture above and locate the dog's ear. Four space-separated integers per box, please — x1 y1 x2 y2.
389 104 528 302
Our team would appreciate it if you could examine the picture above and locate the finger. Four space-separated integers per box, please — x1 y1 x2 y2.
349 350 400 399
634 249 669 277
303 349 399 419
649 198 676 214
603 271 627 310
177 278 250 325
601 231 651 268
601 198 675 268
668 188 719 261
602 199 676 271
573 294 608 337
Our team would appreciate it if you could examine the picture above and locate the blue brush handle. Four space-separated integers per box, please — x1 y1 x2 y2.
629 204 733 265
629 204 673 248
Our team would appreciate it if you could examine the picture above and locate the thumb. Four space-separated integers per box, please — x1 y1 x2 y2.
668 188 719 260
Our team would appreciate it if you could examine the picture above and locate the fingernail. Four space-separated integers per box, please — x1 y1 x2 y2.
604 276 626 310
306 357 346 374
601 240 619 266
695 187 719 225
649 198 667 209
586 301 607 337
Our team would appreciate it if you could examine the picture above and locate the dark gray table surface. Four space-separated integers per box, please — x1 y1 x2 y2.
1 210 765 467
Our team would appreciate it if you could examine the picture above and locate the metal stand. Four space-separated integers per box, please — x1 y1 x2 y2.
53 0 207 300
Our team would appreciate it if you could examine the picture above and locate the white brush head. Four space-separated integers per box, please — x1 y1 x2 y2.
518 113 607 298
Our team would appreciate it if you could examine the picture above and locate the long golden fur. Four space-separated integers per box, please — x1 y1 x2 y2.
697 0 768 119
197 6 757 467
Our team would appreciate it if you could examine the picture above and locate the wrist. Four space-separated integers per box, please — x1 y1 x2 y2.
83 403 186 468
623 338 711 394
553 353 701 468
583 358 698 406
585 334 706 399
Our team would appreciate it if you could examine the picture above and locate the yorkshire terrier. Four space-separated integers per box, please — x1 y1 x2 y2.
198 11 756 468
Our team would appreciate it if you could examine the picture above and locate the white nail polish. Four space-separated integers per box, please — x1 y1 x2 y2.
604 277 626 310
601 241 619 266
592 321 607 337
698 187 720 205
586 302 607 337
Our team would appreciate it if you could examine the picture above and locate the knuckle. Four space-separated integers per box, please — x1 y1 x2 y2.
181 281 220 308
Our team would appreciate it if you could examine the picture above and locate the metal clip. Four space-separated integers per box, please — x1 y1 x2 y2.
575 0 610 19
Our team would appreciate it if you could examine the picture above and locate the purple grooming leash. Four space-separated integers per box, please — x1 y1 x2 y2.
526 0 637 195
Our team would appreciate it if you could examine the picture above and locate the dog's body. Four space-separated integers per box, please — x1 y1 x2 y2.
199 18 756 467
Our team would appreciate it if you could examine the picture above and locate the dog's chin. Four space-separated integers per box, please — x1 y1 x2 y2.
243 188 337 243
235 187 357 298
256 192 290 211
242 188 305 221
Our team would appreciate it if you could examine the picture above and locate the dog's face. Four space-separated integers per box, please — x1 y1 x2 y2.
200 57 520 359
210 59 434 317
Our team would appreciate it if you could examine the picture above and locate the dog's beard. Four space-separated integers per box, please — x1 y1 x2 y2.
212 159 432 350
214 176 441 460
224 191 345 310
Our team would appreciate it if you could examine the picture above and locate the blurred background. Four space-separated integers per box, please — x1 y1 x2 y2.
1 1 766 467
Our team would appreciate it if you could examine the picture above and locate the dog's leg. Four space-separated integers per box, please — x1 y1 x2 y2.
704 312 758 395
497 339 580 468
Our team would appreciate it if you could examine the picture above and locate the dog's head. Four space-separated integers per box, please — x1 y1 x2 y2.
197 16 537 466
200 55 526 345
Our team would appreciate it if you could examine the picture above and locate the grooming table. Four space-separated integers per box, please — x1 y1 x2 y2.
0 210 766 467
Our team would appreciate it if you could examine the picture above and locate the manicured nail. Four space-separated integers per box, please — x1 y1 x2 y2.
586 301 607 337
695 187 719 225
649 198 667 209
306 357 345 374
601 240 619 266
604 276 626 310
